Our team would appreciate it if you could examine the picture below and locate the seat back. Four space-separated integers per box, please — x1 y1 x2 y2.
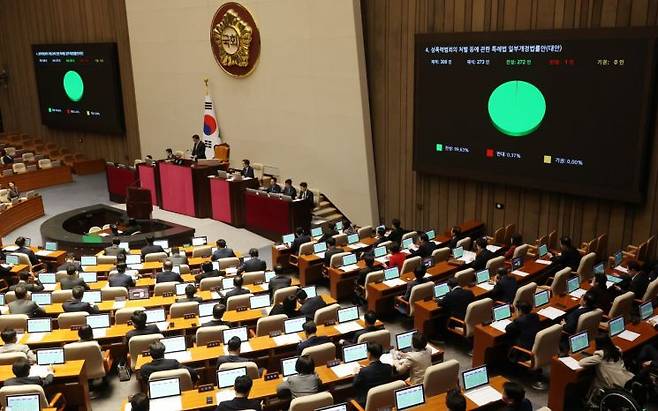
128 334 163 369
88 226 102 234
0 385 47 408
409 282 434 316
333 234 347 247
12 162 26 174
512 282 537 307
226 294 253 311
153 281 178 296
289 392 333 411
401 231 418 243
192 246 212 258
0 352 26 366
364 380 407 411
102 286 129 301
642 277 658 302
577 252 597 282
256 314 287 336
547 230 558 250
145 252 168 262
298 242 315 256
576 308 603 339
454 268 475 287
21 152 34 162
609 292 634 321
530 324 562 370
485 256 505 272
357 329 390 349
513 244 529 259
57 312 89 329
455 236 471 250
0 314 28 331
199 277 224 291
301 342 336 365
550 268 571 296
115 307 145 324
170 302 199 318
37 159 52 169
400 256 421 275
432 247 450 264
503 224 516 245
97 255 117 265
218 361 259 379
596 233 608 260
358 226 373 239
423 359 459 397
492 227 505 245
218 257 240 269
242 271 265 285
364 271 384 299
64 341 106 379
196 325 228 346
214 143 230 161
647 235 657 260
330 252 350 268
252 162 264 181
149 369 193 391
273 286 299 305
314 303 340 325
464 298 493 337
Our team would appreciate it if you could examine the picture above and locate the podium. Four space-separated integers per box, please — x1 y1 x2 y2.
157 160 224 218
126 187 153 219
105 163 137 203
209 177 260 227
244 189 312 241
137 162 160 206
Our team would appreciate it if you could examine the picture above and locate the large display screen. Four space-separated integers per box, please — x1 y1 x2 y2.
413 30 656 202
32 43 124 133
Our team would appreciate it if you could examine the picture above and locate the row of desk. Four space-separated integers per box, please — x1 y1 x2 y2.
0 196 45 238
0 165 72 191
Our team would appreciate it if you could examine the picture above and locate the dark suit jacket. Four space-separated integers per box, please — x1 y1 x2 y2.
4 374 53 387
177 296 204 303
552 247 581 271
282 186 297 199
63 299 100 314
8 280 44 293
104 245 127 257
268 304 299 318
1 155 13 164
297 335 331 355
108 273 135 288
564 306 593 335
16 246 38 265
357 266 378 286
140 357 198 382
387 227 406 246
266 184 282 193
471 249 494 272
291 234 311 254
490 276 518 304
60 277 89 291
156 271 184 283
241 166 255 178
192 141 206 159
8 300 45 317
505 313 541 349
141 245 165 258
351 325 383 344
501 399 533 411
212 248 236 261
195 269 223 283
237 258 266 274
126 325 161 341
317 230 339 244
200 319 226 328
297 189 314 205
410 242 436 259
353 360 395 405
630 271 651 299
442 287 475 319
300 296 327 320
216 397 262 411
57 262 83 272
223 287 250 301
216 354 249 369
269 275 292 298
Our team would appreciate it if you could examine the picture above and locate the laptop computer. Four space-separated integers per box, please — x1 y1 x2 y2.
264 271 276 283
434 282 450 300
394 384 425 410
533 290 550 308
311 227 323 238
284 317 306 334
347 234 359 245
148 377 181 400
222 278 235 290
5 255 19 265
250 294 270 310
374 246 387 258
281 356 299 377
154 240 169 249
395 330 416 352
222 326 249 343
569 331 589 354
401 237 413 250
313 242 327 255
175 283 195 296
593 262 605 274
511 257 523 271
80 256 97 266
341 254 357 267
475 269 490 284
119 242 130 251
81 290 102 304
79 272 97 283
162 336 187 354
338 306 359 323
426 230 436 241
282 233 295 245
192 236 207 246
640 301 653 321
24 238 31 247
38 273 56 285
145 308 166 324
384 267 399 280
335 221 344 231
6 393 40 411
609 315 625 338
199 302 216 319
301 286 316 298
36 348 64 365
217 367 247 389
453 246 464 259
45 241 58 251
125 254 141 265
316 404 348 411
128 287 149 300
31 293 52 307
567 277 580 294
86 313 111 329
614 250 623 266
492 304 512 322
342 343 368 363
27 318 52 334
538 244 548 257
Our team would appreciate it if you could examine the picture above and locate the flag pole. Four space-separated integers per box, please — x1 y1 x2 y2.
204 78 209 94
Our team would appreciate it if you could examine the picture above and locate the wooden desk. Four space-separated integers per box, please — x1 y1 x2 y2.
0 166 73 191
10 264 29 274
410 375 507 410
271 245 292 270
33 248 67 268
0 196 45 237
222 295 335 325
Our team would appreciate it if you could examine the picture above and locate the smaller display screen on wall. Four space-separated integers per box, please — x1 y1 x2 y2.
32 43 125 133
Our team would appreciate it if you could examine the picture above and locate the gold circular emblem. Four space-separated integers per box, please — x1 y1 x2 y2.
210 2 261 77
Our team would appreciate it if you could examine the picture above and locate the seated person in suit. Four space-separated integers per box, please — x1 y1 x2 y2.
297 289 326 320
374 226 387 246
386 218 406 245
505 301 541 361
501 381 533 411
222 275 250 302
165 147 175 160
216 375 262 411
201 304 227 328
323 237 344 267
268 265 291 299
409 232 436 259
195 261 223 283
297 321 331 355
4 358 53 387
129 393 149 411
401 265 427 302
446 388 467 411
78 325 95 342
589 272 613 312
104 237 127 257
282 178 297 199
63 286 100 314
211 239 236 261
9 271 44 292
447 226 463 250
387 242 406 273
345 311 382 344
140 237 164 258
265 176 282 193
562 290 596 335
8 182 19 200
437 278 475 337
56 253 83 272
624 260 651 300
140 341 198 383
0 329 36 363
296 182 314 205
126 311 161 341
317 222 339 244
14 237 37 265
0 148 14 165
490 267 518 304
504 234 523 260
276 355 321 399
290 227 311 255
156 261 184 283
357 255 378 287
352 342 395 406
391 332 432 385
109 263 136 288
216 336 249 368
550 236 582 271
167 246 188 266
8 285 45 317
61 266 90 290
269 295 300 318
236 248 266 274
177 284 203 303
241 159 255 178
471 237 494 272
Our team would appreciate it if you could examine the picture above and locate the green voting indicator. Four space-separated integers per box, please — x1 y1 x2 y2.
63 70 84 102
488 80 545 137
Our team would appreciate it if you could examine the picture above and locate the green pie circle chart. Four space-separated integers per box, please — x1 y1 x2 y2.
63 70 84 102
488 80 546 137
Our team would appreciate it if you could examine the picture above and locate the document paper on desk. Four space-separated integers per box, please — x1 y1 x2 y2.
559 356 582 370
459 251 476 264
490 319 511 332
36 250 51 257
165 351 192 362
26 333 46 343
93 328 107 339
383 278 407 288
569 289 587 298
537 307 566 320
29 365 50 378
334 321 363 334
486 245 502 253
113 300 127 310
477 283 494 291
330 362 361 378
535 259 552 265
375 256 389 264
216 389 236 403
150 396 182 410
341 264 360 272
464 385 503 406
511 270 529 277
273 334 301 346
618 330 640 342
615 265 629 273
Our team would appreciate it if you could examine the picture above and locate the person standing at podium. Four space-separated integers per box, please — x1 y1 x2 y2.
191 134 206 160
297 182 314 205
241 159 255 178
165 148 175 160
282 179 297 198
